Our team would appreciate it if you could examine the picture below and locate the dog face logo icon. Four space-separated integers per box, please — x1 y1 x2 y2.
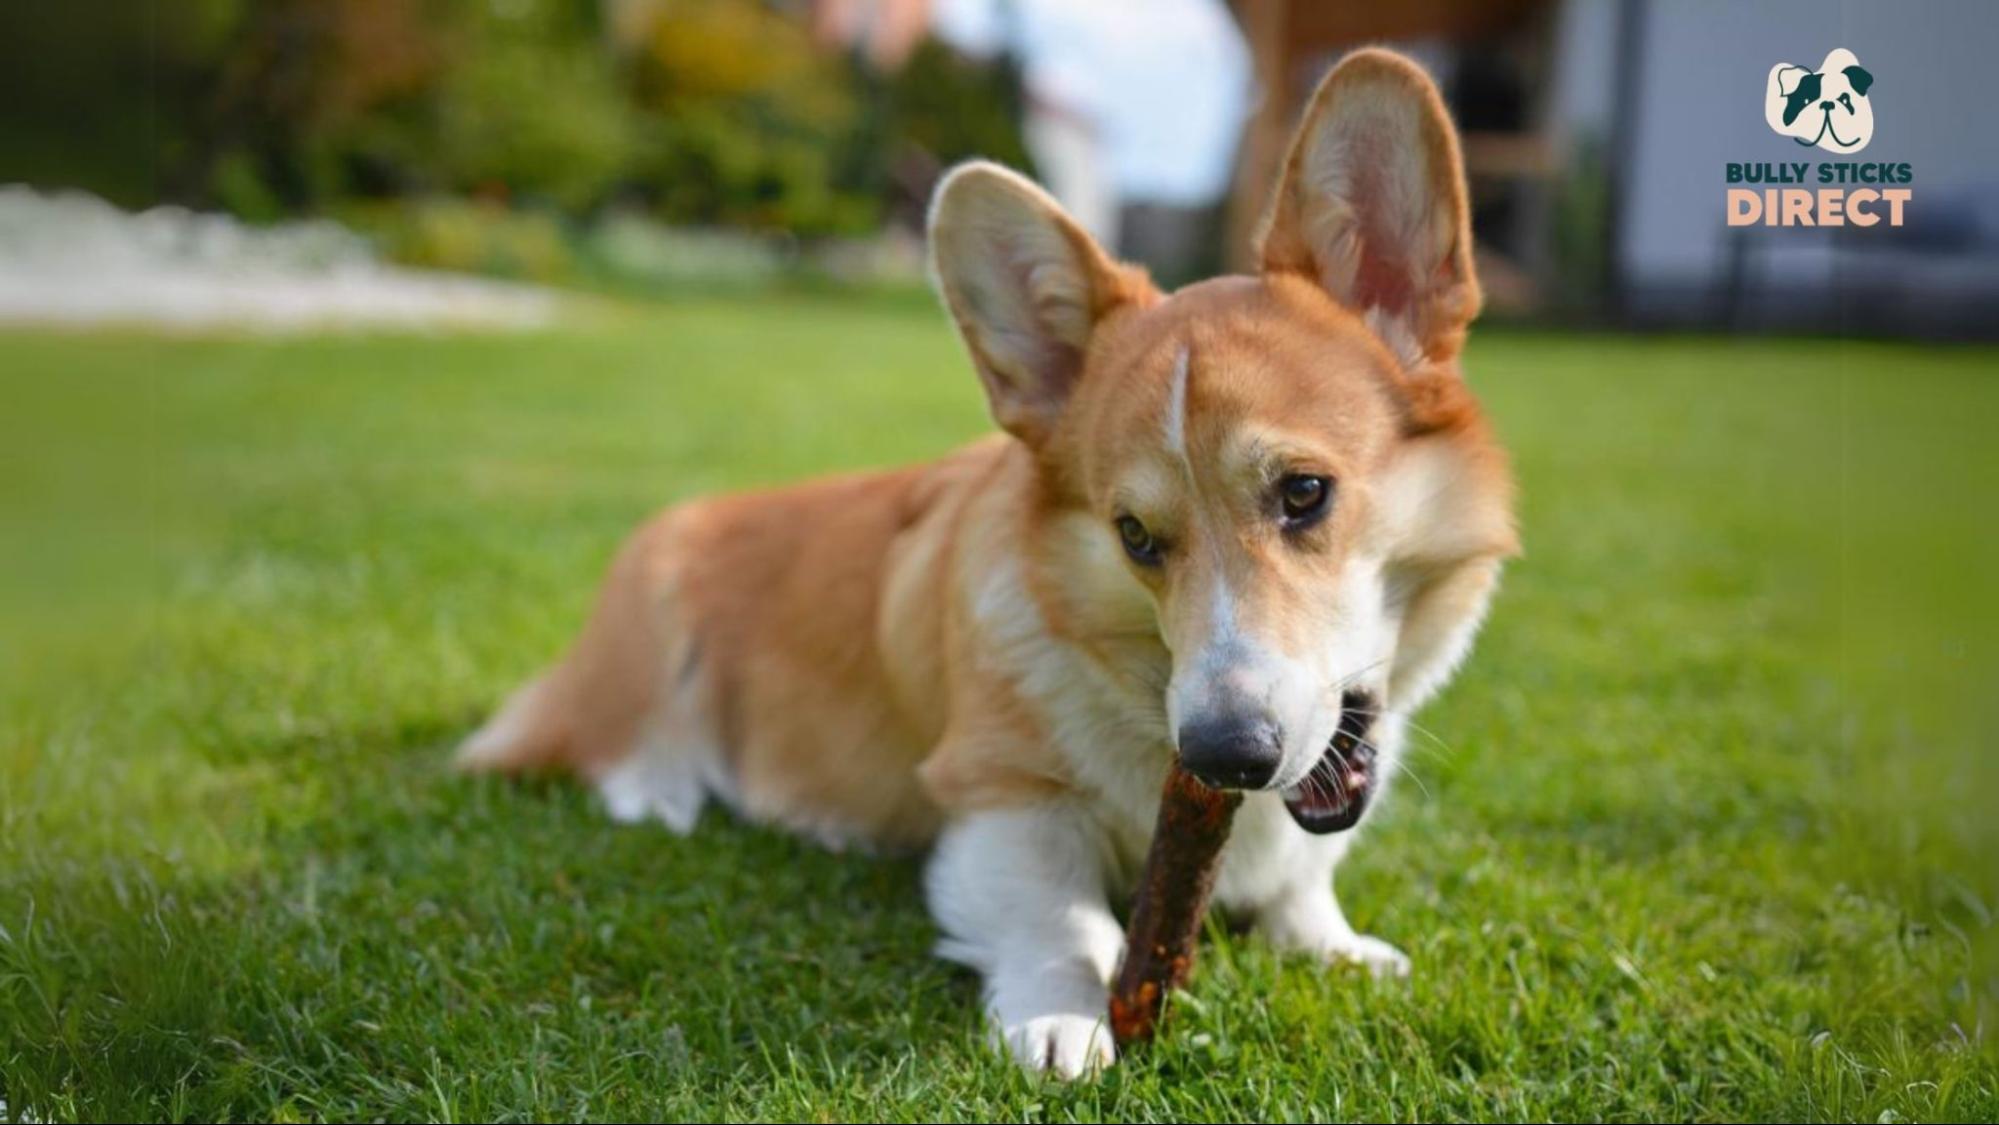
1766 48 1875 153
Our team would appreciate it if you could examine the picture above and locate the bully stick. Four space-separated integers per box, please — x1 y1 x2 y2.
1107 762 1242 1048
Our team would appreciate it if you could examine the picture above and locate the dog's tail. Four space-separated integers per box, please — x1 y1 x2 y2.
457 508 691 779
456 671 569 772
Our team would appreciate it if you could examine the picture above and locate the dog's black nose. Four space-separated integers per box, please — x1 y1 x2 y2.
1176 712 1282 789
1820 99 1836 110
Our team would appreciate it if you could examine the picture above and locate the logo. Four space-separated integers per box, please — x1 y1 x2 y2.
1725 45 1908 227
1765 48 1875 154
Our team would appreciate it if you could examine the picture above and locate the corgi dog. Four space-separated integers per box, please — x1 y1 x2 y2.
460 48 1517 1077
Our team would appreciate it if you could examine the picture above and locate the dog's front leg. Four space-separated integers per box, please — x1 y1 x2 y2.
1254 834 1411 978
925 803 1123 1078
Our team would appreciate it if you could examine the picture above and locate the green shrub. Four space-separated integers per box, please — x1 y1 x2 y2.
345 198 576 282
623 0 875 236
420 20 634 209
6 0 1035 259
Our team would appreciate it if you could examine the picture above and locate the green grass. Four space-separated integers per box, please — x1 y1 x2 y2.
2 296 1995 1121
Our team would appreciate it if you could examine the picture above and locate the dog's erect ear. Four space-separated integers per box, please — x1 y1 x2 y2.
1258 49 1480 366
1843 64 1874 97
928 161 1150 446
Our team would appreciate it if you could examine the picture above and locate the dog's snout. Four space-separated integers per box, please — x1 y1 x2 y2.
1175 711 1283 790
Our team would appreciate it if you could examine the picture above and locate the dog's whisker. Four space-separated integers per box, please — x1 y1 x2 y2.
1361 736 1431 800
1320 658 1391 701
1391 760 1431 799
1394 714 1458 757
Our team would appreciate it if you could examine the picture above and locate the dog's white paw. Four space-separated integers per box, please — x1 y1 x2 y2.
995 1013 1116 1079
1260 895 1411 978
1317 931 1411 978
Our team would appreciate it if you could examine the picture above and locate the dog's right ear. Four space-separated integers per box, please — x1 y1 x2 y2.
1257 49 1480 366
928 162 1151 446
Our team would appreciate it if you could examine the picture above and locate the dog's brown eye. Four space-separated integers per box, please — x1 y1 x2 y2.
1279 474 1333 525
1116 515 1162 565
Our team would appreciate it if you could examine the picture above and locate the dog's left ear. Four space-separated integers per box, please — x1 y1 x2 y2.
928 161 1153 446
1258 49 1480 365
1844 64 1874 97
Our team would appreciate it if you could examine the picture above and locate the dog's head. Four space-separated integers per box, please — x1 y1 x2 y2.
1766 48 1875 153
929 50 1516 832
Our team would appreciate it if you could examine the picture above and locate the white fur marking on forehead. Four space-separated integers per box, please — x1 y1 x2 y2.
1163 344 1191 464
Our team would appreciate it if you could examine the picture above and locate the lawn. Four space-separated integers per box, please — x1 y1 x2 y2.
2 294 1994 1121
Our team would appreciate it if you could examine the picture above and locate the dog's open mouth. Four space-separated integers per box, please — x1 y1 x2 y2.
1281 692 1376 834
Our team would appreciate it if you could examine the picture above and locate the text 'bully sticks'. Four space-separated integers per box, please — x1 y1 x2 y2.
1107 763 1242 1048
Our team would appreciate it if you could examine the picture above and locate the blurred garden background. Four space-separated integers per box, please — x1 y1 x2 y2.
1 0 1035 311
2 1 1996 1120
9 0 1999 331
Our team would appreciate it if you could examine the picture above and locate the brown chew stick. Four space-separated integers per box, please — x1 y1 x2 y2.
1108 763 1242 1048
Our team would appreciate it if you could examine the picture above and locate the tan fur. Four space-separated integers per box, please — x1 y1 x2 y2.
463 48 1516 858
